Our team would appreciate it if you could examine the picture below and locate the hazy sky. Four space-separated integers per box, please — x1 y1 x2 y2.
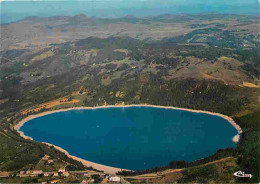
1 0 260 24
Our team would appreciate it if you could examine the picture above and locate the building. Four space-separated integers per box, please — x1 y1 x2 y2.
109 176 121 182
83 173 89 177
44 172 52 177
42 155 50 161
58 168 66 173
19 171 26 175
81 180 88 183
32 170 43 175
53 172 59 177
62 171 69 177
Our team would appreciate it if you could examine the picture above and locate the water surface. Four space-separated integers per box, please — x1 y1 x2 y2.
21 106 237 170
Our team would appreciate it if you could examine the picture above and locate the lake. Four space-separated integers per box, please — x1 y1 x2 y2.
20 106 237 170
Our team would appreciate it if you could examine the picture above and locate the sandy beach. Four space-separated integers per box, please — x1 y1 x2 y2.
42 142 126 175
13 104 243 174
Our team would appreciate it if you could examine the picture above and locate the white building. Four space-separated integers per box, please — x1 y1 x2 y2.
109 176 121 182
58 168 66 172
44 172 52 177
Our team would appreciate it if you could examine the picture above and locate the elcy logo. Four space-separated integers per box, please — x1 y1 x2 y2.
234 171 253 178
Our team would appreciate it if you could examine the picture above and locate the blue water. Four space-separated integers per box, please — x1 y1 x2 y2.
21 106 237 170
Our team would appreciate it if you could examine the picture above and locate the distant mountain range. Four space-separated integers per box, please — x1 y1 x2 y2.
1 0 260 24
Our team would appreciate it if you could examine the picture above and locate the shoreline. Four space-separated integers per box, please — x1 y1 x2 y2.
42 142 126 175
13 104 243 174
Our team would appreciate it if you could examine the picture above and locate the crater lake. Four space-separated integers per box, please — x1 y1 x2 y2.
20 106 238 170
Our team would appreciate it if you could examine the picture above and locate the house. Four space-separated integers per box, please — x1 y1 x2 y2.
53 172 59 177
58 168 66 173
32 170 43 175
62 171 69 177
18 170 28 177
43 172 49 177
83 173 89 177
19 171 26 175
42 155 50 161
109 176 121 182
44 172 52 177
81 180 88 183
